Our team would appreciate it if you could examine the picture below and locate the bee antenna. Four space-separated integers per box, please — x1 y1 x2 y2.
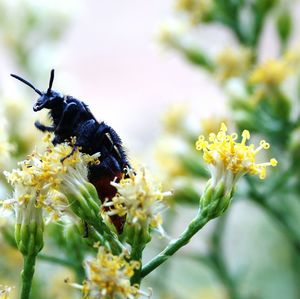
47 69 55 94
10 74 42 96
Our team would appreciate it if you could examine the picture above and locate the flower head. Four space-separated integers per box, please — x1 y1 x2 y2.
70 246 140 299
176 0 214 24
249 59 291 87
106 168 171 230
196 123 277 192
155 136 189 178
3 134 99 221
216 47 252 82
162 104 188 133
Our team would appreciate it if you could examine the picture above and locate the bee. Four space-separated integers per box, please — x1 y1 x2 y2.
11 70 129 233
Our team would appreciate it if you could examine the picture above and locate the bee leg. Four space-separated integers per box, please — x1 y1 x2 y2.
92 155 122 177
55 102 78 132
34 120 56 132
52 134 65 145
60 144 79 163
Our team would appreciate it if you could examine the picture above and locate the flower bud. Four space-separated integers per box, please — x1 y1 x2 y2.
276 9 292 45
255 0 278 14
15 198 44 256
63 181 122 254
200 180 234 219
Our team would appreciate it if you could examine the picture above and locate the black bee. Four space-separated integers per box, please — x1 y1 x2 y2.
11 69 129 233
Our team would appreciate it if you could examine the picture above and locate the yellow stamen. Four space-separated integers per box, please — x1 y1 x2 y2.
108 167 170 230
195 123 277 183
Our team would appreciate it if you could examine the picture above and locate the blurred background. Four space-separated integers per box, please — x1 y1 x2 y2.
1 0 300 298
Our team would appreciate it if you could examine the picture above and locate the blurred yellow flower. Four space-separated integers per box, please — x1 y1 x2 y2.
284 47 300 70
176 0 213 23
155 136 188 178
0 118 15 169
162 104 188 133
3 97 49 158
196 123 277 190
216 47 253 82
106 167 171 230
249 59 291 86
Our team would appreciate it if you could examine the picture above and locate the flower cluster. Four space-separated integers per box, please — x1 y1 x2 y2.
71 246 140 299
3 134 99 221
176 0 213 23
162 104 188 133
196 123 277 192
216 47 252 82
105 168 171 230
249 59 291 87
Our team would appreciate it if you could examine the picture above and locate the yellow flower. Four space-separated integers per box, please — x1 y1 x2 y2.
249 59 291 86
3 134 99 221
162 104 188 133
0 286 13 299
69 247 140 299
176 0 213 24
176 0 195 10
216 47 253 82
155 136 189 178
284 47 300 71
106 168 171 230
196 123 277 191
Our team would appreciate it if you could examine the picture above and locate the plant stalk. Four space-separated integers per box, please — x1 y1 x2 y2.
141 211 209 278
21 253 37 299
130 232 145 285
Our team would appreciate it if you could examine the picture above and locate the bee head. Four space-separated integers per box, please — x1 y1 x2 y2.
11 69 64 112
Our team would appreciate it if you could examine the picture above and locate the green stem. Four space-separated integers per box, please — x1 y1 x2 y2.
130 231 145 285
150 209 176 297
21 253 37 299
88 218 124 255
141 211 209 278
